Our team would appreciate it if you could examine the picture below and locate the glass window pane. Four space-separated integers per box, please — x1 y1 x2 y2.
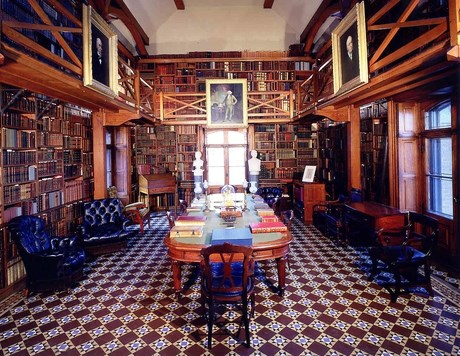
229 147 245 166
207 147 224 166
425 101 451 130
208 167 225 186
426 138 452 177
228 131 246 144
207 131 224 144
229 166 245 185
427 176 453 217
426 136 453 218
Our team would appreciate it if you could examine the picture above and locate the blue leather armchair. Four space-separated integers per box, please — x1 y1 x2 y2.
80 198 131 256
8 215 86 296
255 187 283 207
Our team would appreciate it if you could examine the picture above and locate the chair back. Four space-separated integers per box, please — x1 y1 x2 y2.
8 215 52 254
83 198 124 227
280 209 294 231
200 243 254 300
407 212 438 254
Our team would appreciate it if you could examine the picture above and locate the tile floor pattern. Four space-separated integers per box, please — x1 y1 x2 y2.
0 214 459 355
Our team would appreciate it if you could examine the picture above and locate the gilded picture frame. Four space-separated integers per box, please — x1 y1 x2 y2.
332 2 368 95
206 79 248 128
82 5 118 97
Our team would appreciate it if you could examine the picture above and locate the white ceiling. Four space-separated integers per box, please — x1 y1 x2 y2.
120 0 323 55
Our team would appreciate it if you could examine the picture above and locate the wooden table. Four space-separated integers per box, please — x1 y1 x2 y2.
164 197 292 298
343 201 406 245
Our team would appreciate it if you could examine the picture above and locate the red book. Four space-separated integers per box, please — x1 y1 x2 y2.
249 221 287 233
261 215 280 223
174 215 207 226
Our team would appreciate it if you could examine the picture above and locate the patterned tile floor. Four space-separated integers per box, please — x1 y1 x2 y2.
0 214 459 355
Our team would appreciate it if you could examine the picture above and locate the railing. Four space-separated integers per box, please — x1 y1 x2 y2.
156 90 295 124
296 0 451 115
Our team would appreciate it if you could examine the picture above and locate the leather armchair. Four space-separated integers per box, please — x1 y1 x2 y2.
255 187 283 207
8 215 86 296
313 188 362 245
79 198 131 256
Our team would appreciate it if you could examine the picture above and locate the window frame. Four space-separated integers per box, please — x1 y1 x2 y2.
421 100 454 220
205 129 247 190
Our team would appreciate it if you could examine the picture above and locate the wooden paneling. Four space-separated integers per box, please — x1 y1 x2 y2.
397 103 420 211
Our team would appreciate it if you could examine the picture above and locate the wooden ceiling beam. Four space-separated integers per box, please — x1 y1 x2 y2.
174 0 185 10
264 0 275 9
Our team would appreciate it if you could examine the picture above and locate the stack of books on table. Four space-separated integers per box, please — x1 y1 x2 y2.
174 215 207 226
256 208 275 216
170 225 204 238
260 214 280 223
211 227 253 246
254 202 270 210
249 221 287 233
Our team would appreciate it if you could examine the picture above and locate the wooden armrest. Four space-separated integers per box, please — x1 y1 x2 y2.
124 202 147 211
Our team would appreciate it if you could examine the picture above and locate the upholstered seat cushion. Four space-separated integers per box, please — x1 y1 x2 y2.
202 262 254 298
378 245 426 264
83 223 130 246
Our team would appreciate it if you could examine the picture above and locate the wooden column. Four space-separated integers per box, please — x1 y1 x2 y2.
347 105 361 190
92 111 107 199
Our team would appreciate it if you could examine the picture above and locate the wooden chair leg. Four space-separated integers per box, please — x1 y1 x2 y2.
207 301 214 349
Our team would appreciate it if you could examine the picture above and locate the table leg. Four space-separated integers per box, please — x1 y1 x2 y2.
171 260 182 299
276 255 288 296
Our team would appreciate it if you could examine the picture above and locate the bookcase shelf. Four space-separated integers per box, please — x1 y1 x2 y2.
0 85 94 296
139 53 311 119
316 119 348 200
359 100 389 204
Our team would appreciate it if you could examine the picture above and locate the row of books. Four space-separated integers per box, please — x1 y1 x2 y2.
37 161 63 176
3 149 36 165
2 128 36 148
37 132 63 146
37 116 63 132
1 113 36 129
3 165 36 184
3 182 36 205
39 177 63 192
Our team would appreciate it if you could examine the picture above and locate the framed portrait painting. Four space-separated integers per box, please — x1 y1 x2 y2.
332 2 368 95
206 79 248 128
82 5 118 97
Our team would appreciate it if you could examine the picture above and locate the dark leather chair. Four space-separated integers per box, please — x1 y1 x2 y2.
7 215 86 296
255 187 283 207
368 212 438 302
79 198 131 256
313 188 362 245
200 243 255 348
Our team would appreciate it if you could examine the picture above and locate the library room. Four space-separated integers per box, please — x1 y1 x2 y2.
0 0 459 354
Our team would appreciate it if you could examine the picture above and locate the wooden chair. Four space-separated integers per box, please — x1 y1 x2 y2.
368 212 438 302
200 243 255 348
108 186 151 234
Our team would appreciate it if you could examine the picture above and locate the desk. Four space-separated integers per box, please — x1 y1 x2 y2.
343 201 406 245
139 173 177 212
164 197 292 298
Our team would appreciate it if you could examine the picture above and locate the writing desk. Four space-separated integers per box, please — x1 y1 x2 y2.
164 196 292 298
343 201 406 245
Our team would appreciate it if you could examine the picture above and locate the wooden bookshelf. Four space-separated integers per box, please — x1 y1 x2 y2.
138 53 311 120
295 122 318 173
0 85 94 297
317 119 348 200
360 100 389 204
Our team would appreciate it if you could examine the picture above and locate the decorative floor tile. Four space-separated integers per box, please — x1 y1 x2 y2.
0 213 459 355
